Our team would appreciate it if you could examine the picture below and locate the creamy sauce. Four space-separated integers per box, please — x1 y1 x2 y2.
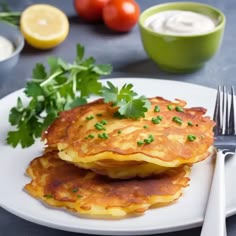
0 36 14 61
145 10 217 36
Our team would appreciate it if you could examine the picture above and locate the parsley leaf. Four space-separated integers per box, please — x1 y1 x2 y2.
24 82 45 98
48 57 60 74
76 71 102 97
92 64 112 75
7 122 36 148
102 81 119 104
102 82 151 119
32 63 47 81
118 98 149 119
76 44 85 62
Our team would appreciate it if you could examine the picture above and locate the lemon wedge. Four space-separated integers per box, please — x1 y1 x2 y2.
20 4 69 49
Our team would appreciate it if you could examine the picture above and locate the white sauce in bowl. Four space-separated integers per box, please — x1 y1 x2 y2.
0 36 14 61
145 10 217 36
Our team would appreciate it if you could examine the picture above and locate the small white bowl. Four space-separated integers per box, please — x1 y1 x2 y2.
0 21 24 74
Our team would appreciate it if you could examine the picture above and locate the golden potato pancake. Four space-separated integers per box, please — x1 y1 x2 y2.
42 97 214 178
25 152 190 217
74 160 170 179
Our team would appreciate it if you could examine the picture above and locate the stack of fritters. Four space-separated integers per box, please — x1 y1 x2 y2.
25 97 215 217
25 152 190 217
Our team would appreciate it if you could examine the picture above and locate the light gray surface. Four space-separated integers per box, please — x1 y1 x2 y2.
0 0 236 235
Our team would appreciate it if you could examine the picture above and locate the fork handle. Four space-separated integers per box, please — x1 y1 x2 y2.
200 150 226 236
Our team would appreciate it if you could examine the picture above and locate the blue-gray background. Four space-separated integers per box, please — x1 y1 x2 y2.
0 0 235 235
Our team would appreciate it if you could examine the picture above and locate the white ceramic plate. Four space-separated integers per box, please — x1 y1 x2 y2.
0 78 236 235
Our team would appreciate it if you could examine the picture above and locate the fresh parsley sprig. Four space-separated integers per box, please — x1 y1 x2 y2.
7 44 112 148
102 81 151 119
7 44 150 148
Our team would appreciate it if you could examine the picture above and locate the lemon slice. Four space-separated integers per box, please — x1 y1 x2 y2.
20 4 69 49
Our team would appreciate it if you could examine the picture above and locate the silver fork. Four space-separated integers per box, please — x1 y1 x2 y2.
200 86 236 236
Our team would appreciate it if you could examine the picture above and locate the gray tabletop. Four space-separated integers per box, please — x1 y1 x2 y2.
0 0 236 235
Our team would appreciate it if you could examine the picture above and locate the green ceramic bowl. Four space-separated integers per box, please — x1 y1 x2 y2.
139 2 225 73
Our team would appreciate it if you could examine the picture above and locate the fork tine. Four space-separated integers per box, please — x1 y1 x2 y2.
229 86 235 135
213 86 222 135
224 86 230 135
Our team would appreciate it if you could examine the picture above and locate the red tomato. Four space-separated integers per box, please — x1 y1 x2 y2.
74 0 109 22
102 0 140 32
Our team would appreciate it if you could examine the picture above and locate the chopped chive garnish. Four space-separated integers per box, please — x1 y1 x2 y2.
143 125 148 129
88 134 94 138
137 140 144 146
157 115 163 121
86 115 94 120
94 122 106 130
72 188 78 193
137 134 154 146
154 105 160 112
175 106 184 112
144 134 154 144
152 117 160 124
118 130 122 134
44 194 53 198
172 116 182 125
187 122 193 126
96 113 103 117
152 115 162 124
77 194 83 198
100 120 107 125
167 105 174 110
187 135 196 141
98 133 109 139
85 134 95 139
